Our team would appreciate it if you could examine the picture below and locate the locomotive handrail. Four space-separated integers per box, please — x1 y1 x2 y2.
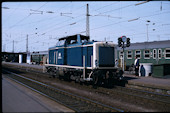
45 64 119 70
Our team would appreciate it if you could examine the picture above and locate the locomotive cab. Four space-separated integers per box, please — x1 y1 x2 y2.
58 34 90 46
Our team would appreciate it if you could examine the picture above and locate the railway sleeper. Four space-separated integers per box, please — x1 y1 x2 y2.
4 69 125 112
5 69 170 111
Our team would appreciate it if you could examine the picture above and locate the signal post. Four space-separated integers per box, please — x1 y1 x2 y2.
118 36 130 71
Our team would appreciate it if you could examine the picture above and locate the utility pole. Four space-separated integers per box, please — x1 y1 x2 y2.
146 24 149 42
122 41 125 71
26 34 28 53
13 40 14 53
160 2 162 11
3 44 6 52
86 4 90 37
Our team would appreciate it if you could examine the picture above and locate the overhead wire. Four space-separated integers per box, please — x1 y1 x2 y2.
3 2 50 51
8 3 72 31
36 2 48 10
5 2 49 32
75 2 137 34
36 4 87 35
92 1 120 12
1 3 74 47
29 2 79 35
79 9 170 35
3 2 21 24
96 3 136 15
3 2 170 52
50 2 126 37
9 4 86 28
21 2 130 37
51 2 140 36
25 3 123 37
4 2 164 37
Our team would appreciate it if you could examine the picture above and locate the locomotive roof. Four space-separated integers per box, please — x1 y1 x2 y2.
117 40 170 50
58 34 89 41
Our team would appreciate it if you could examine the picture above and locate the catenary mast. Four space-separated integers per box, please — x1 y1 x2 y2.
86 4 90 37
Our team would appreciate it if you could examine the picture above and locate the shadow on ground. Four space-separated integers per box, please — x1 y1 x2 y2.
113 76 140 87
2 66 25 74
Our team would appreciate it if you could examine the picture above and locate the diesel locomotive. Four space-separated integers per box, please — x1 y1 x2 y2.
45 34 123 87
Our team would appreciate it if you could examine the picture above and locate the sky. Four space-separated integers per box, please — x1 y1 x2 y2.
2 1 170 53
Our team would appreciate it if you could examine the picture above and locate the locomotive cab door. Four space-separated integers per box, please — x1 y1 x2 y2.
55 51 58 64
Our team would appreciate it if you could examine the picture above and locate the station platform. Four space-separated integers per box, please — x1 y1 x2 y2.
123 73 170 90
2 62 170 93
2 74 74 112
2 62 44 70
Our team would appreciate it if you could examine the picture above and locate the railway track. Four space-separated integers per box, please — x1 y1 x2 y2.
115 86 170 102
2 65 170 111
2 69 124 112
96 86 170 111
126 82 170 95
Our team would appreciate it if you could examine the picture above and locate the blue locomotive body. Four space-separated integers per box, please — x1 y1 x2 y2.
48 35 94 67
45 34 123 86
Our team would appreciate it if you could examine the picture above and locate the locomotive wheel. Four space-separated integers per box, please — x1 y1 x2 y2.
105 73 114 88
59 75 63 80
51 71 55 78
79 79 83 85
52 75 55 78
75 76 80 83
104 71 110 88
104 78 113 88
64 74 71 81
49 71 54 78
92 75 99 89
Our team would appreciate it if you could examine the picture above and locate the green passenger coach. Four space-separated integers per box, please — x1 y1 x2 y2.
116 40 170 70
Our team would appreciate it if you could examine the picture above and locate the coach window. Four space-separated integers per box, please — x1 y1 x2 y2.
119 51 123 59
144 50 150 59
135 50 141 59
158 49 162 59
165 48 170 59
153 49 157 59
127 50 132 59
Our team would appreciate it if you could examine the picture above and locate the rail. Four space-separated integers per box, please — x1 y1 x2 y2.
3 69 124 112
2 64 170 111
